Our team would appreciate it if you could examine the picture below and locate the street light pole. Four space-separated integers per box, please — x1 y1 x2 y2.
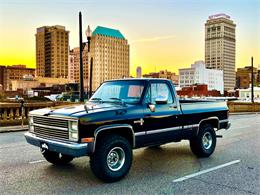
79 12 84 102
89 58 93 99
251 57 254 103
86 25 93 99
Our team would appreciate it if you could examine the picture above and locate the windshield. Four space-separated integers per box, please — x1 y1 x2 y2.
89 80 145 104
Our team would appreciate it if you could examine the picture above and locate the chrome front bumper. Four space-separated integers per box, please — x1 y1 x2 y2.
226 122 231 130
24 132 93 157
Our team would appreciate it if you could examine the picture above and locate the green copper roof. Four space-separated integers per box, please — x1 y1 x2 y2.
92 26 125 39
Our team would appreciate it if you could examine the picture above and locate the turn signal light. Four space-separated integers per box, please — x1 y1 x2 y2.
81 137 94 143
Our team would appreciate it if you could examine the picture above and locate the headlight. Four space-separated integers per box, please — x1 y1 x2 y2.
28 116 34 132
69 121 78 141
29 116 33 125
69 132 78 140
70 121 78 131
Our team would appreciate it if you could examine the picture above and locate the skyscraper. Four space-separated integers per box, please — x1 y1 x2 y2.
69 44 89 88
90 26 129 90
205 14 236 91
36 25 69 78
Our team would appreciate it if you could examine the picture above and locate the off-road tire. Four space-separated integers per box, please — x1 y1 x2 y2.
41 149 74 165
90 134 132 182
190 124 216 157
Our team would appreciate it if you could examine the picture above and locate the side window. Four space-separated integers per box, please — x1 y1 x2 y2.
144 86 151 104
150 83 173 104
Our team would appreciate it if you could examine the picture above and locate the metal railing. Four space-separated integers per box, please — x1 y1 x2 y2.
0 101 77 127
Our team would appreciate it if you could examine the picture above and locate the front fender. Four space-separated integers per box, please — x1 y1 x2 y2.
92 124 135 152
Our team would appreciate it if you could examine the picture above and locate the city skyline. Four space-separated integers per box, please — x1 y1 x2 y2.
0 0 259 76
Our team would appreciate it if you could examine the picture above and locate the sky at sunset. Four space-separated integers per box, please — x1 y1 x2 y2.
0 0 259 76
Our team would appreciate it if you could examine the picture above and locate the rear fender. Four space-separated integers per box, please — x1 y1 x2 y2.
197 117 220 135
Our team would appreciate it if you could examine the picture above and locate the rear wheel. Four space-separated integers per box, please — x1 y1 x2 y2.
41 149 74 165
190 124 216 157
90 134 132 182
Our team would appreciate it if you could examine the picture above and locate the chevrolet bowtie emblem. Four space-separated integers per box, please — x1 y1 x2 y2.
134 118 144 125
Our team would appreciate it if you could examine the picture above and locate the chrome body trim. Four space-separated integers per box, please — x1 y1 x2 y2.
219 119 229 123
134 132 146 136
183 125 193 129
33 123 67 131
226 122 231 130
29 114 78 121
134 118 144 126
135 124 199 136
197 116 220 135
94 124 135 150
146 126 180 135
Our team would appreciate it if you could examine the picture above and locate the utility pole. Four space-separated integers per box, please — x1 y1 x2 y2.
251 57 254 103
79 12 84 102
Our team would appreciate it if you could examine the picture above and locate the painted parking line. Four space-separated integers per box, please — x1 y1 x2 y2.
173 159 241 183
29 159 46 164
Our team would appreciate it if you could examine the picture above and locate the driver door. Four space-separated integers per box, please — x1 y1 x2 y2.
142 81 182 145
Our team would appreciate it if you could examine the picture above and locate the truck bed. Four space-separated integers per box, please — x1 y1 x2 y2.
179 99 228 114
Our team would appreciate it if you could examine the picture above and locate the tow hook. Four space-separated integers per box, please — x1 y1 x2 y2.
216 135 223 138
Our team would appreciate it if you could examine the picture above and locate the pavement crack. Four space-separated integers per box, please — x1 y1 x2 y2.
191 177 256 194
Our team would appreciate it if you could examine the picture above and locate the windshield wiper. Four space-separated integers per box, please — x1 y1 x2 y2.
108 98 126 105
89 97 103 102
109 97 122 101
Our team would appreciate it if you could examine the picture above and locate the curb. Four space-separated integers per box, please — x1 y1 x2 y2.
230 112 260 115
0 126 28 133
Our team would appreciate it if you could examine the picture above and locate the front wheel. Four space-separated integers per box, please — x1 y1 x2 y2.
190 124 216 157
90 135 132 182
41 149 74 165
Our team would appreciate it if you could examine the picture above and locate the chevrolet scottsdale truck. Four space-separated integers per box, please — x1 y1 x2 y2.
25 78 230 182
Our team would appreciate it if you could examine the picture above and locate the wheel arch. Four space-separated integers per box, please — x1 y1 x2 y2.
93 124 135 153
197 117 219 135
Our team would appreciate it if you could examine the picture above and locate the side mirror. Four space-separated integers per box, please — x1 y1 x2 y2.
148 104 155 112
155 97 168 104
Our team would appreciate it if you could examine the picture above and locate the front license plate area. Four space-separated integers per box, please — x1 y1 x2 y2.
40 142 49 150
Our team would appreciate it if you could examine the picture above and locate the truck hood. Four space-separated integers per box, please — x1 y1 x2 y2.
29 102 128 118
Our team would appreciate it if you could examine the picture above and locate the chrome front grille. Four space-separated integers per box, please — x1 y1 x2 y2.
33 116 68 129
33 116 69 141
34 126 69 140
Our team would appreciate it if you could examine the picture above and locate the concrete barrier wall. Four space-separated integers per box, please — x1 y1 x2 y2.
0 101 78 126
228 102 260 112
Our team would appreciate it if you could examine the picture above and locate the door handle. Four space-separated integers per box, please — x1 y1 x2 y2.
170 105 177 109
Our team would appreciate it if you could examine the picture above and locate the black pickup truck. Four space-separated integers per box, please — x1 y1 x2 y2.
25 78 230 182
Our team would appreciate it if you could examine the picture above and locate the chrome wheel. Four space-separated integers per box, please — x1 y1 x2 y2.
107 147 125 171
202 132 213 150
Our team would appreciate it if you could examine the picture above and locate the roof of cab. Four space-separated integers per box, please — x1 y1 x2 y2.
104 78 172 82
